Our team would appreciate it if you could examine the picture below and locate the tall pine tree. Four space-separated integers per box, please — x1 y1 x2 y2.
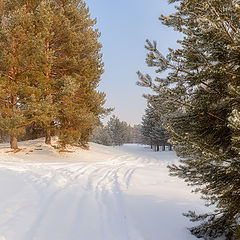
142 102 169 151
0 0 108 149
40 0 107 147
0 0 43 149
138 0 240 238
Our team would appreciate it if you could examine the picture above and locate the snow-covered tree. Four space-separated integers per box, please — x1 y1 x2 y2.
91 126 113 146
132 124 142 144
92 116 133 146
138 0 240 238
107 116 130 146
141 103 170 151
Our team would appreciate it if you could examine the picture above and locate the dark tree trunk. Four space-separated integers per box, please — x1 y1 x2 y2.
169 144 172 151
10 134 18 149
162 144 166 151
152 145 156 152
45 129 51 145
156 145 160 151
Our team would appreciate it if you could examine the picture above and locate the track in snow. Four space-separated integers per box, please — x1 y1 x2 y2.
0 143 204 240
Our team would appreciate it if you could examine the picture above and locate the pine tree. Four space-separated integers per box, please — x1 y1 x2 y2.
107 116 125 146
138 0 240 238
0 0 108 149
141 102 170 151
0 0 43 149
97 116 131 146
141 108 154 148
132 124 142 144
91 125 113 146
44 0 107 148
92 118 134 146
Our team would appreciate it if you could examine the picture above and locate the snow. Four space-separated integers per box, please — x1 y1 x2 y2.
0 139 205 240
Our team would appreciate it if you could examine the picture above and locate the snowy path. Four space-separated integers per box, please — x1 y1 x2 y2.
0 142 205 240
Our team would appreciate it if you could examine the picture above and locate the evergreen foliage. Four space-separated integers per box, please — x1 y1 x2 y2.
137 0 240 238
0 0 108 149
91 125 113 146
0 1 37 149
141 102 170 151
92 116 134 146
106 116 131 146
131 124 142 144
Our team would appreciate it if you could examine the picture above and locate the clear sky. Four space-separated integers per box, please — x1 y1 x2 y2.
85 0 180 126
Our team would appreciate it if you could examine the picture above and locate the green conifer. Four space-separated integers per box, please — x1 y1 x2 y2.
138 0 240 238
0 0 109 149
46 0 107 147
0 1 41 149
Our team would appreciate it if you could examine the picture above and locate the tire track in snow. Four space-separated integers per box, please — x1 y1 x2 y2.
0 146 149 240
88 154 145 240
94 165 129 240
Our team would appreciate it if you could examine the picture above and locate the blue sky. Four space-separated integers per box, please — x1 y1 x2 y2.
85 0 180 125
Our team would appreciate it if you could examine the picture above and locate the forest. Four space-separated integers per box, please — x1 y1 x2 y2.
0 0 239 239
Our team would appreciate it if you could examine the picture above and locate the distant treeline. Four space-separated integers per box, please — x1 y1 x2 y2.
92 115 171 151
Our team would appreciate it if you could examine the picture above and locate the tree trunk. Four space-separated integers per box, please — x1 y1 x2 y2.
162 144 166 151
169 144 172 151
157 145 160 151
45 129 51 145
10 134 18 149
153 145 157 152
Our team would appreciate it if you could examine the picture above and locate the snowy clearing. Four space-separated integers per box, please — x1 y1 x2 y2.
0 139 205 240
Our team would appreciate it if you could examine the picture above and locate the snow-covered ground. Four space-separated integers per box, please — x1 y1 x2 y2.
0 139 205 240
